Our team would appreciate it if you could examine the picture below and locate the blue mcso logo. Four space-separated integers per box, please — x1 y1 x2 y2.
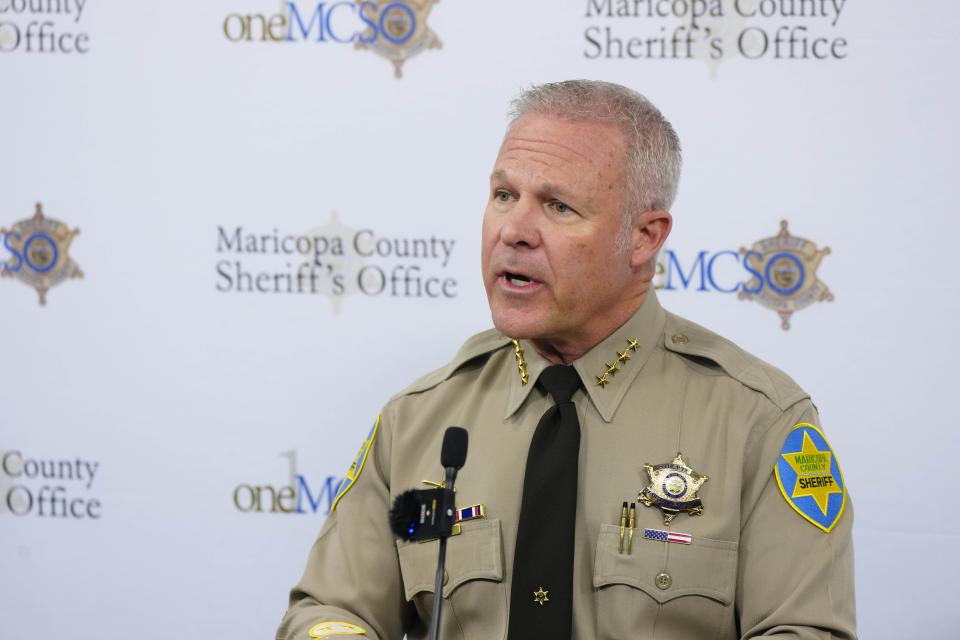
232 450 342 516
222 1 442 77
656 220 833 330
1 202 83 305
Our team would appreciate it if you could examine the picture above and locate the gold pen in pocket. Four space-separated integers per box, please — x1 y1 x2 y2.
618 501 628 553
627 502 636 554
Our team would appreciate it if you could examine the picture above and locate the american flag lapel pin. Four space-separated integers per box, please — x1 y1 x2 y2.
642 527 692 545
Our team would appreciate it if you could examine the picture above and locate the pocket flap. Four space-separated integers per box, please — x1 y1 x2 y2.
593 523 737 605
397 519 503 601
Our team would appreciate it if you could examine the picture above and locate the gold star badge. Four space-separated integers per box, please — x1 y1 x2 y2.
638 453 708 525
781 431 843 516
533 587 549 606
595 373 610 388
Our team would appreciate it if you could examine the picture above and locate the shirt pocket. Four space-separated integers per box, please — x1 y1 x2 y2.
397 518 506 640
593 523 737 640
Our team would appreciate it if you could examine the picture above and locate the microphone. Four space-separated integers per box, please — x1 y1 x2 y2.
387 426 469 640
441 426 468 483
429 427 467 640
388 427 469 542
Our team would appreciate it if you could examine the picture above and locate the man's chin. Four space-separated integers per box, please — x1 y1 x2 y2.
490 311 546 340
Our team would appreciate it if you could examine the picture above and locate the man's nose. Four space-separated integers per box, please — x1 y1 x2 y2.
499 197 541 249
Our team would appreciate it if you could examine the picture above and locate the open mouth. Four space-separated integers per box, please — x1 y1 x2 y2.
502 271 538 288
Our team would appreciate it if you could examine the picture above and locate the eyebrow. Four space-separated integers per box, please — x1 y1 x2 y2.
489 169 577 202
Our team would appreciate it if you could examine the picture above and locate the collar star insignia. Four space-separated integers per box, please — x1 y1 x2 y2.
593 338 641 389
781 431 843 516
533 587 549 606
638 453 709 525
511 339 529 386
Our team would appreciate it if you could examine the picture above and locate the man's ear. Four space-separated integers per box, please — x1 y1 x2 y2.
630 209 672 270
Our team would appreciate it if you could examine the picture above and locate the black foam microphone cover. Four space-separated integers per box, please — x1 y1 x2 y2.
388 490 423 540
440 426 468 470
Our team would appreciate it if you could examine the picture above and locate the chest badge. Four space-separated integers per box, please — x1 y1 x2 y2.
638 453 708 525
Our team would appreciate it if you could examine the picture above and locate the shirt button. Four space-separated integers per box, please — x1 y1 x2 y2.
655 571 672 590
442 570 449 586
671 334 689 345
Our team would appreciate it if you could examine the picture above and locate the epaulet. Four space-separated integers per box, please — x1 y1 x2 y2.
662 312 809 412
390 329 512 400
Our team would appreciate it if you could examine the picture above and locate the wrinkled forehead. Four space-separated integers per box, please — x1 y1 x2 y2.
491 115 629 213
501 112 628 156
497 113 627 173
493 113 629 189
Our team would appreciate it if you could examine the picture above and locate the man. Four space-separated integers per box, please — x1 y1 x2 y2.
277 80 856 639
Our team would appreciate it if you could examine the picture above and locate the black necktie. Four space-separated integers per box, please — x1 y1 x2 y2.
507 364 582 640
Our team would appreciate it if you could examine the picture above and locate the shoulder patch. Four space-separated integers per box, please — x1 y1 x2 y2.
774 422 847 532
330 416 381 512
309 621 366 637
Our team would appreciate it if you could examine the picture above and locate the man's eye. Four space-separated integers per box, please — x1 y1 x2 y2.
495 191 511 202
552 201 573 214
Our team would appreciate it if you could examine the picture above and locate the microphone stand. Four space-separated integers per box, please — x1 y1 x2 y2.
428 465 459 640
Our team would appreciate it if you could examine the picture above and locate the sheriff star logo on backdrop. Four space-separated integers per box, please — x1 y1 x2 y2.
354 0 441 78
1 203 83 305
738 220 832 330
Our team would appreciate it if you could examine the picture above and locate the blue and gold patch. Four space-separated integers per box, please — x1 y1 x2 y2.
775 423 846 533
330 416 381 512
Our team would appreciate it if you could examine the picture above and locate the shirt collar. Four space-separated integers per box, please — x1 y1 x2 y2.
505 290 666 422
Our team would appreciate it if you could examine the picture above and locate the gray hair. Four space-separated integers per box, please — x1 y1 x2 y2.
508 80 682 214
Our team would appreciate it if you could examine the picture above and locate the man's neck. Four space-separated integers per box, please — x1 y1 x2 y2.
528 287 650 365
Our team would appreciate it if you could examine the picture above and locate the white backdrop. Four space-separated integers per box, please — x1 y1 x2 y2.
2 1 958 638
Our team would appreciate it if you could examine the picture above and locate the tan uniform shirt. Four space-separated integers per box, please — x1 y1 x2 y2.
278 293 856 639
